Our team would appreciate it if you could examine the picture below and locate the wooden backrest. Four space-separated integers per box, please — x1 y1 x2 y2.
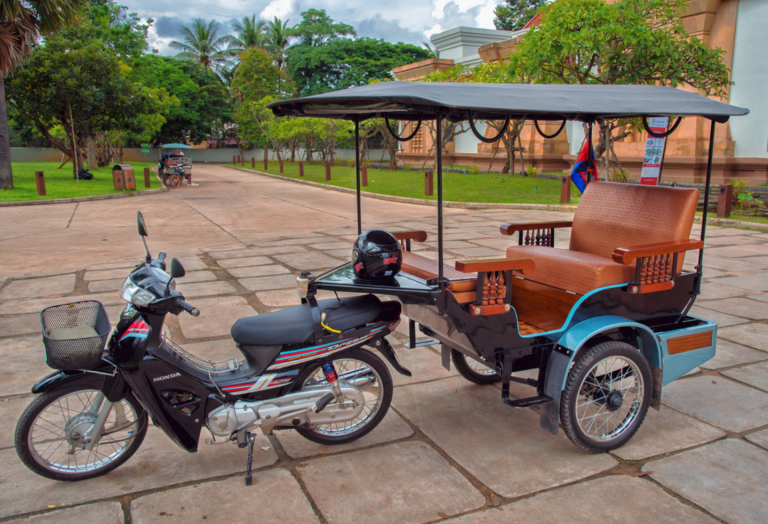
570 182 700 262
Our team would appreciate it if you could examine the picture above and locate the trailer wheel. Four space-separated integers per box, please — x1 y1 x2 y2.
560 341 651 453
451 350 501 385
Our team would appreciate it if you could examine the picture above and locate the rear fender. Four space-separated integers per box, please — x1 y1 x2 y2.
538 316 662 435
32 366 129 403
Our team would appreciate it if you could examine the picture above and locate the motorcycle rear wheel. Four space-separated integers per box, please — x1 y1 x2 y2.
15 386 147 481
294 347 392 445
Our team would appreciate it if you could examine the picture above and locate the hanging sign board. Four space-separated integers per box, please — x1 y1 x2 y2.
640 117 668 186
141 143 151 153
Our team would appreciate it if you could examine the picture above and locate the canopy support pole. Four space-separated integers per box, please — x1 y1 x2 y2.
697 119 716 278
587 123 593 183
436 112 444 291
354 120 362 235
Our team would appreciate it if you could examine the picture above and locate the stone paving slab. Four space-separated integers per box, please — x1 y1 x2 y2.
239 273 297 292
449 476 717 524
0 293 125 315
273 252 344 270
83 268 133 281
0 336 50 396
611 406 725 461
178 296 256 339
710 273 768 292
719 323 768 351
386 345 456 386
702 255 765 272
689 305 749 327
87 278 124 293
0 428 277 519
130 469 318 524
227 264 291 278
171 255 208 271
85 260 137 271
275 410 414 459
703 234 760 246
176 281 237 298
707 244 768 257
700 339 768 370
179 270 218 283
0 313 42 337
393 377 617 498
661 376 768 433
643 439 768 524
297 441 485 524
722 360 768 392
0 275 76 300
0 396 30 449
14 502 124 524
255 288 334 307
216 256 273 268
697 283 748 302
746 429 768 450
210 245 305 259
695 297 768 320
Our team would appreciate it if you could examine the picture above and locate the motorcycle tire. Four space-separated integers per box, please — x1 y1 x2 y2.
451 349 501 385
293 347 392 446
169 174 182 188
15 386 147 481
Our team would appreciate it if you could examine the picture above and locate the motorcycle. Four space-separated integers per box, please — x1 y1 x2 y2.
14 212 409 485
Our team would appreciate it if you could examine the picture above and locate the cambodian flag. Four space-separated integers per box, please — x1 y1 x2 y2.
571 139 597 194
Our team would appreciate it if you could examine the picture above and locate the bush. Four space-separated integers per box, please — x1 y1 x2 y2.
469 164 480 175
526 165 538 178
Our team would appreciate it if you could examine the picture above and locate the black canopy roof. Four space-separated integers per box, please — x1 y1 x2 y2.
269 81 748 123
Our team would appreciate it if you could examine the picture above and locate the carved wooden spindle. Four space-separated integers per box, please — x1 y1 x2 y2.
535 229 541 246
490 272 499 304
653 255 661 284
524 231 531 245
482 273 490 306
640 258 649 285
665 254 673 281
497 272 506 304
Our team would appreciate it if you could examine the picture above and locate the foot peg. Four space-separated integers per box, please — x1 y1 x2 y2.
503 394 553 408
313 393 335 413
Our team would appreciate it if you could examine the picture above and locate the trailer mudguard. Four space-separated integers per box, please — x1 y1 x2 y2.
538 315 663 434
31 366 129 402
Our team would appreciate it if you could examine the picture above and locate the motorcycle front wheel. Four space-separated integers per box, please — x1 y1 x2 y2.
15 386 147 481
294 347 392 445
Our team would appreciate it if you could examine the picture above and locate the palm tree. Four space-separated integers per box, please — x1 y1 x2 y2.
0 0 89 189
230 15 267 54
171 19 234 74
265 17 292 69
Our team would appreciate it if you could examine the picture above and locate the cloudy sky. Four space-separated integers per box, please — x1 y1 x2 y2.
135 0 507 55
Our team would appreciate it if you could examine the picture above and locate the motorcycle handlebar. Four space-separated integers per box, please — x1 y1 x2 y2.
177 298 200 317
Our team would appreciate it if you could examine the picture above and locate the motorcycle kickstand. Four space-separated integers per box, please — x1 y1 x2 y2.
244 432 257 486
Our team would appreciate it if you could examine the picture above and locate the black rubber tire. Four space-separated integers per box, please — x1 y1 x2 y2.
560 341 652 453
15 386 147 481
294 347 393 445
169 174 182 188
452 349 501 385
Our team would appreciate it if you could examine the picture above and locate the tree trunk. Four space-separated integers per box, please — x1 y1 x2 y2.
0 76 14 189
87 136 95 170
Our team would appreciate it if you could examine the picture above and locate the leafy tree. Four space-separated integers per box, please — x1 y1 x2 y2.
130 55 232 146
494 0 549 31
171 19 234 75
7 28 173 175
289 9 354 47
230 15 267 54
0 0 90 188
288 37 430 96
87 0 152 59
513 0 731 179
265 17 293 69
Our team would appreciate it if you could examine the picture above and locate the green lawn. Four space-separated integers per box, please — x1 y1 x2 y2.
2 162 161 202
696 211 768 228
241 162 572 205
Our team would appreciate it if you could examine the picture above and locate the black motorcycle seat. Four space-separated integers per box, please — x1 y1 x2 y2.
231 294 383 347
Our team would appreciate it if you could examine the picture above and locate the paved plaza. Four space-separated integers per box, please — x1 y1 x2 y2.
1 165 767 523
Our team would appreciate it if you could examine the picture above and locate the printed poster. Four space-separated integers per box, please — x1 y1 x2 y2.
641 117 668 186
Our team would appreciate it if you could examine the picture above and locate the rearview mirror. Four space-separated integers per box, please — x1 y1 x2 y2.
137 211 148 237
170 257 186 279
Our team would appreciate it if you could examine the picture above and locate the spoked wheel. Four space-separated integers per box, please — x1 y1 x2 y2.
560 341 651 453
15 387 147 481
169 173 182 187
294 347 392 445
452 349 501 385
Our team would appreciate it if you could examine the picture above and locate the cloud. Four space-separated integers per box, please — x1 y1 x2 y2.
356 15 428 45
153 16 185 38
261 0 297 20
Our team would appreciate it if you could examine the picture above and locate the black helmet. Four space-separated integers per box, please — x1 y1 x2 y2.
351 229 402 281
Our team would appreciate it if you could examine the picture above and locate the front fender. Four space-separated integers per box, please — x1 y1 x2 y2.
32 365 129 402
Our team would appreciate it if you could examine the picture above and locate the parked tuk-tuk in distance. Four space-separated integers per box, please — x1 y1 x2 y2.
158 143 194 187
268 82 749 453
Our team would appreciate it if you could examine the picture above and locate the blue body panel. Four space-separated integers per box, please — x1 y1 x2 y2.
657 317 717 385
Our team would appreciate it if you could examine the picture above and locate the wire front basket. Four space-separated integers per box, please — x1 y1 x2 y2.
41 301 111 370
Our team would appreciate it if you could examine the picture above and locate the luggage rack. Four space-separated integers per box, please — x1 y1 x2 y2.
164 335 239 373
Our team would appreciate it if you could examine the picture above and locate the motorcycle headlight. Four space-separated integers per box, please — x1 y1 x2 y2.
120 278 156 307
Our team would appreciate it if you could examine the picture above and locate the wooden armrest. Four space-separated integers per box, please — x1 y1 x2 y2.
455 257 535 275
500 221 573 236
392 230 428 243
612 240 704 265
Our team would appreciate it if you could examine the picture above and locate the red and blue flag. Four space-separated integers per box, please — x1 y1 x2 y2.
571 139 597 194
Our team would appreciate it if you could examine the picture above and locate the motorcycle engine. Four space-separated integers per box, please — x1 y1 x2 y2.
207 404 244 436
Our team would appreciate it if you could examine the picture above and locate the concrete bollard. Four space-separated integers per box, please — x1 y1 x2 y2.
233 155 236 165
299 162 304 177
718 184 733 217
240 155 244 166
425 170 433 196
279 159 284 173
263 157 268 171
251 158 255 168
362 166 368 187
325 163 331 181
144 167 151 188
35 171 46 196
560 176 571 204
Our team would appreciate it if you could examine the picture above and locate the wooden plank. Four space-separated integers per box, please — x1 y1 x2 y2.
500 221 572 236
455 257 535 275
392 230 428 243
612 240 704 264
667 331 713 355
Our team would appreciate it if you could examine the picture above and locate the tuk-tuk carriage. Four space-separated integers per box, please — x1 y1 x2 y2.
158 143 194 187
268 83 748 453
